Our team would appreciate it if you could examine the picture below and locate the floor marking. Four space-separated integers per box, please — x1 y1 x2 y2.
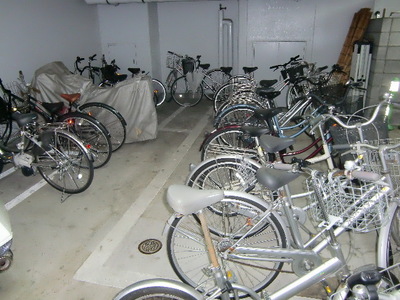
0 167 17 180
5 178 48 211
5 171 56 211
74 107 211 287
158 106 185 129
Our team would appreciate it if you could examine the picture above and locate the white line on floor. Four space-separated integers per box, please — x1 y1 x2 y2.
5 178 49 211
73 107 211 288
0 166 16 180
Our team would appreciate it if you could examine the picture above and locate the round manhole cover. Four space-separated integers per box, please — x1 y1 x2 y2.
138 239 162 254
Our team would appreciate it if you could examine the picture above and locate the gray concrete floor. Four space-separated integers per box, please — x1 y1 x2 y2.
0 99 392 299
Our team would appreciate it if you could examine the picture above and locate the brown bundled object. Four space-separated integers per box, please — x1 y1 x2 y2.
337 8 372 83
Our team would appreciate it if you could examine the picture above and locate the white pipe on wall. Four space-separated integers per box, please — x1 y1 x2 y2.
218 5 233 67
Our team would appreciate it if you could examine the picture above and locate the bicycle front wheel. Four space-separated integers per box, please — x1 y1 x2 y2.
171 76 203 107
202 69 231 101
201 126 258 161
214 104 265 129
152 78 167 107
35 129 94 194
79 102 127 152
166 193 287 295
58 112 112 168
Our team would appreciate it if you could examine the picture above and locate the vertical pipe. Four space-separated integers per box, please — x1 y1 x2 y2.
218 8 223 67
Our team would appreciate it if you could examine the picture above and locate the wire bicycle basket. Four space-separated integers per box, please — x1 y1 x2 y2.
166 52 182 69
361 138 400 192
307 172 389 232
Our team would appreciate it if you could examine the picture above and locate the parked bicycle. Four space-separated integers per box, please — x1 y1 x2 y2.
0 76 113 168
114 158 400 299
73 54 102 85
169 54 232 107
0 97 94 194
3 72 127 153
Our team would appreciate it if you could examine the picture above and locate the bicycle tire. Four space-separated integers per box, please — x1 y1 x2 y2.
171 76 203 107
165 70 178 92
113 279 202 300
381 206 400 281
35 129 94 194
78 102 127 152
200 126 258 161
202 69 231 101
0 119 23 152
166 192 287 295
187 155 266 195
151 78 167 107
58 112 112 168
214 104 265 129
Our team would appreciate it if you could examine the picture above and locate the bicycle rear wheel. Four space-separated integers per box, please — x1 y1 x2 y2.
35 129 94 194
113 279 202 300
78 102 126 152
166 193 287 296
171 76 203 107
152 78 167 107
58 112 112 168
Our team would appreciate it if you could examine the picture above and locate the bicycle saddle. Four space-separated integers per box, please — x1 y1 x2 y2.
241 125 270 138
167 184 224 215
256 88 280 99
12 112 38 127
242 66 258 74
220 67 232 74
256 167 300 190
60 93 81 104
199 64 210 70
128 68 141 75
259 134 295 153
253 107 285 121
42 102 64 114
259 79 278 88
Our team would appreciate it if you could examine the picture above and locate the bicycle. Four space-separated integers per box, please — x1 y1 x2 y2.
212 55 316 114
170 55 232 107
189 95 390 198
212 64 347 130
0 98 94 194
127 68 167 107
73 54 102 84
4 71 127 152
114 160 400 299
0 77 113 168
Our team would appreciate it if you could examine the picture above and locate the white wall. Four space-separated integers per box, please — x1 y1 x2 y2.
0 0 100 84
96 0 378 85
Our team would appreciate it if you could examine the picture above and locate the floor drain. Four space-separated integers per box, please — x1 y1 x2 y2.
138 239 162 254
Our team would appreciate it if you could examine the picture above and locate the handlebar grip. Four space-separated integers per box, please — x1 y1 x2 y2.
77 56 85 62
272 163 293 171
331 144 351 150
391 101 400 108
351 170 382 182
270 64 279 70
317 66 328 72
89 54 97 60
291 55 300 61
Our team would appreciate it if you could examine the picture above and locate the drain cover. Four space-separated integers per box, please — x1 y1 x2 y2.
138 239 162 254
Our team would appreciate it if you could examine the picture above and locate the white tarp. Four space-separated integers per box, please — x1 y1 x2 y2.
31 61 157 143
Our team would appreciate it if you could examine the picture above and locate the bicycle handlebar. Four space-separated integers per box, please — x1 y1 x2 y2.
89 54 97 61
167 51 184 58
269 55 301 71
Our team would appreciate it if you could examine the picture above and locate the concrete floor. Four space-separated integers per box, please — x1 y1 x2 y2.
0 99 387 299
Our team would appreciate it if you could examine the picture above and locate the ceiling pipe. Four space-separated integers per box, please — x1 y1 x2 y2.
84 0 215 4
